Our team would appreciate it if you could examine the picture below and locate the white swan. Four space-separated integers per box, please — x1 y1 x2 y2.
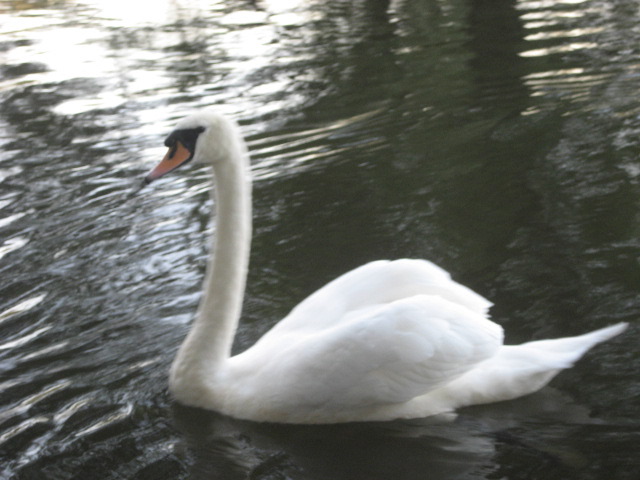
143 109 628 424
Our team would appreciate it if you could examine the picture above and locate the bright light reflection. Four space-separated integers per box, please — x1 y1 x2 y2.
524 27 604 41
519 42 597 57
517 0 590 10
0 0 328 152
0 236 29 261
524 68 585 79
80 0 220 26
521 10 590 21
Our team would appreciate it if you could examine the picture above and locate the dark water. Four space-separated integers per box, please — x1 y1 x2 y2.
1 0 638 478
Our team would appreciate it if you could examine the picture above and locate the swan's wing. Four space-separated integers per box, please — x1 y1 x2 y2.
232 294 502 409
266 259 493 337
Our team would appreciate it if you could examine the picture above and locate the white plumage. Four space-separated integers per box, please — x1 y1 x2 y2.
144 110 627 424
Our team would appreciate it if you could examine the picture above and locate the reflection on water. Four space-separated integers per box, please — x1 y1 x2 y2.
174 407 495 480
172 387 624 480
0 0 638 478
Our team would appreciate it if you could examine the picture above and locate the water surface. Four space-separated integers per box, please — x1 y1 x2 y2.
1 0 638 478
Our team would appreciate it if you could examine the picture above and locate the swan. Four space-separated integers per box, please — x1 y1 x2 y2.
142 109 628 424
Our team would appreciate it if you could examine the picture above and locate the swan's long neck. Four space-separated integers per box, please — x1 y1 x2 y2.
170 127 251 394
198 157 252 361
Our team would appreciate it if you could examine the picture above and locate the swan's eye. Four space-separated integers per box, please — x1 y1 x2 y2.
164 127 205 158
167 143 178 160
145 126 205 185
179 127 205 154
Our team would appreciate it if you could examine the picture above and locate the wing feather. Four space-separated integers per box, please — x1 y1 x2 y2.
265 259 493 338
236 293 502 409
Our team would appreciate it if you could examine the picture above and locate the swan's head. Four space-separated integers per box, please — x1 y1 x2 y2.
144 110 243 184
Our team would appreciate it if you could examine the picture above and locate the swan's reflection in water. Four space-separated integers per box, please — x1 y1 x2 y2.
172 389 596 480
174 388 597 480
173 407 491 479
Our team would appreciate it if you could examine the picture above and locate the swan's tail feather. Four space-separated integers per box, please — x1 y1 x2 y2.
438 323 628 410
520 322 628 364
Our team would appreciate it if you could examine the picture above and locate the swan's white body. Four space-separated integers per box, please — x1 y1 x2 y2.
147 110 627 424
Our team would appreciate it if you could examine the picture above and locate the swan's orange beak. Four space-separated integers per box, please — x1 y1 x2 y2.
144 141 193 184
